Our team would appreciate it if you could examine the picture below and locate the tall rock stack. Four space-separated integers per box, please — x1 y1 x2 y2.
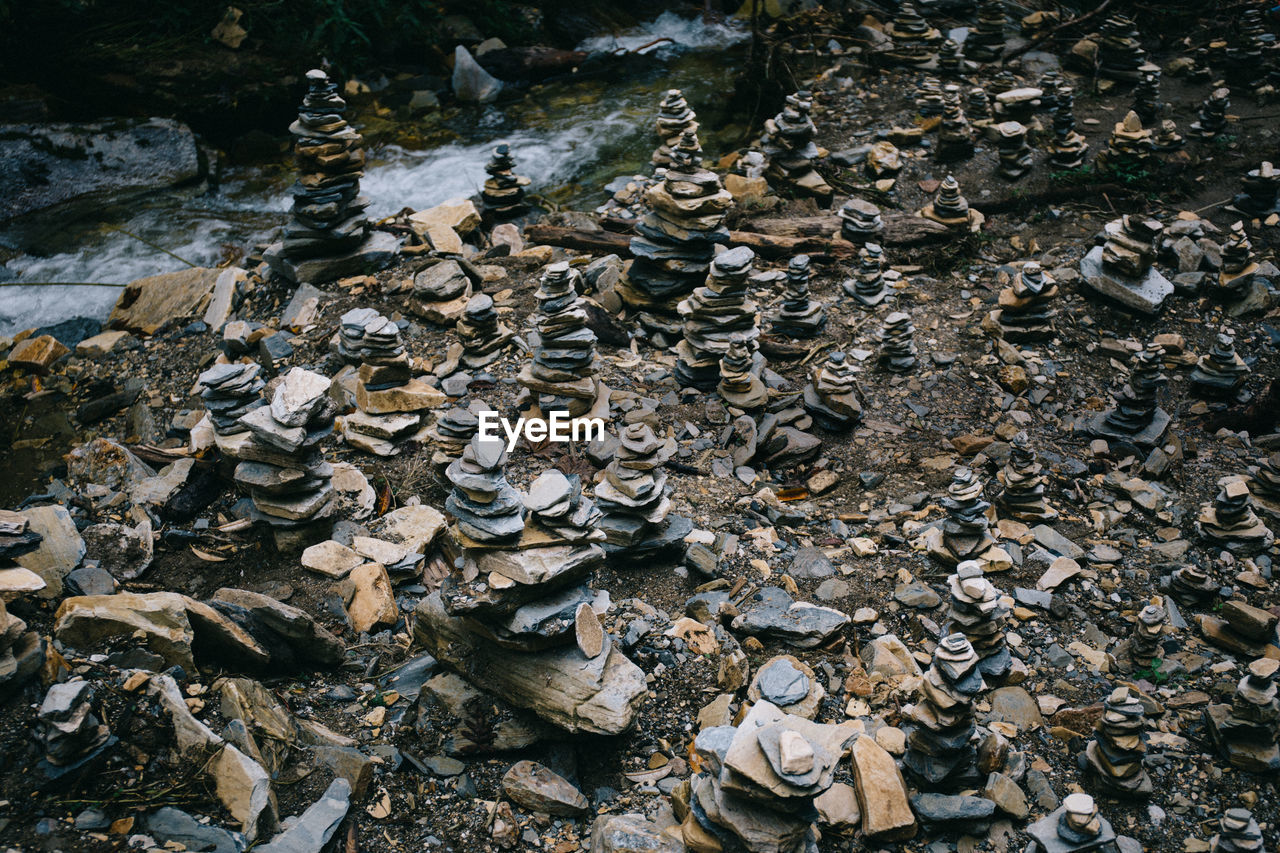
915 77 945 117
1028 794 1117 853
877 311 918 373
1191 87 1231 138
425 404 483 482
1205 657 1280 773
1049 85 1089 169
198 363 267 452
35 681 117 783
936 85 974 160
1084 686 1152 798
1081 215 1173 315
594 424 691 562
803 351 863 431
903 633 985 789
1211 809 1265 853
996 432 1057 521
947 561 1011 678
938 37 962 75
965 0 1006 62
995 121 1033 180
518 262 601 418
444 437 526 546
266 69 394 284
456 293 514 368
1084 347 1170 447
1216 222 1259 303
1132 63 1164 122
1119 603 1166 670
675 246 759 390
1248 452 1280 521
1197 480 1275 557
1230 162 1280 218
233 368 337 544
920 175 978 230
885 1 942 66
652 89 698 168
480 144 531 220
769 255 826 338
988 261 1058 342
1154 120 1186 152
836 198 884 245
761 91 832 202
337 309 438 456
718 341 768 410
967 87 994 129
686 701 857 853
1190 333 1250 398
619 130 733 325
843 242 891 307
927 468 997 567
1098 15 1147 81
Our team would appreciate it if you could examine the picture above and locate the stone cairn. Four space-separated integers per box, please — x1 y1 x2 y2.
1197 480 1275 557
1084 347 1170 447
1119 603 1166 670
1165 564 1219 608
996 432 1057 521
1098 15 1147 81
1081 215 1172 315
1191 87 1231 138
761 91 832 201
885 1 942 66
445 436 526 546
1028 794 1117 853
947 561 1011 678
1205 657 1280 773
0 511 43 688
268 69 386 284
920 174 976 229
425 404 482 482
480 144 530 220
967 87 994 130
877 311 917 373
1084 686 1152 798
988 261 1058 342
1097 111 1154 174
769 255 826 338
718 341 768 411
1249 452 1280 520
1154 120 1185 152
620 129 733 329
518 262 600 418
995 121 1033 180
836 198 884 245
843 242 891 308
199 363 267 452
456 293 514 368
937 85 974 161
965 0 1006 62
1132 63 1164 122
1211 809 1265 853
687 700 855 853
903 633 985 789
337 308 434 456
675 246 759 390
231 368 337 541
410 259 473 325
803 351 863 431
1217 222 1259 302
928 467 997 567
915 76 945 117
35 681 116 783
594 423 691 562
1190 333 1250 398
1230 162 1280 218
1038 72 1063 110
937 37 962 76
1049 84 1089 170
652 89 698 168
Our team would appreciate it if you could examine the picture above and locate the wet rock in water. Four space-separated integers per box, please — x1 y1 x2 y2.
502 760 588 815
481 143 531 220
618 128 732 329
255 777 350 853
903 633 986 790
1082 346 1171 447
996 432 1057 521
1205 658 1280 773
1190 332 1249 398
456 293 515 369
836 198 883 246
590 812 683 853
919 174 980 230
947 561 1011 678
337 309 436 456
803 351 864 432
1229 161 1280 218
883 1 943 66
1196 479 1274 556
1048 84 1089 169
926 467 998 567
877 311 917 373
593 423 689 562
768 255 826 339
760 90 831 203
265 69 396 284
1027 793 1117 853
651 89 698 168
731 586 850 648
842 242 890 308
850 734 917 840
1083 686 1152 798
995 121 1033 181
675 245 759 390
35 680 116 784
988 262 1058 343
1211 808 1264 853
1191 86 1230 139
518 262 603 417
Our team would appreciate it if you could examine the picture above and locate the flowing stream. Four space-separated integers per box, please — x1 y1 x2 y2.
0 12 749 336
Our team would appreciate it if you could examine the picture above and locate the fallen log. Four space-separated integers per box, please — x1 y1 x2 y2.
745 213 957 247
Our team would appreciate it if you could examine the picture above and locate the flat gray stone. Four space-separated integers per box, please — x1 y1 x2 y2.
1080 246 1173 315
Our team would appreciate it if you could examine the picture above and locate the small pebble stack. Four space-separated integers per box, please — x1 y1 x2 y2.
675 245 759 390
843 242 890 307
652 89 698 168
769 254 826 338
995 121 1033 180
1217 222 1259 301
877 311 918 373
35 681 116 783
1197 480 1274 556
1206 657 1280 773
1098 15 1147 80
1211 809 1264 853
989 261 1058 342
518 261 600 417
1028 794 1117 853
1049 84 1089 169
338 308 435 456
803 351 864 431
1189 333 1250 398
836 198 884 245
1084 686 1152 798
964 0 1006 62
593 424 690 562
920 174 974 228
456 293 514 368
996 431 1056 521
947 560 1011 678
718 341 767 410
929 467 997 566
761 91 831 201
1191 87 1231 138
480 144 531 220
